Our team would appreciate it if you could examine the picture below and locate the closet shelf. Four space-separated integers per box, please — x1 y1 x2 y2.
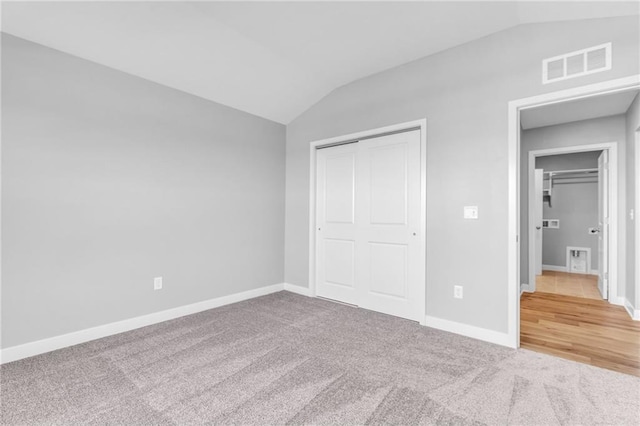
541 168 598 208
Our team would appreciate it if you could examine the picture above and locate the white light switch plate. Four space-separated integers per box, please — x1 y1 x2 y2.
464 206 478 219
154 277 163 290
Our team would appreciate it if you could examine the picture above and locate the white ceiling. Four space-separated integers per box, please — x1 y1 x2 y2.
521 89 639 130
2 1 639 124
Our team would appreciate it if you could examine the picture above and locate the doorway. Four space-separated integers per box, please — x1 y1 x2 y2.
507 75 640 349
510 79 640 375
308 120 427 323
526 145 617 303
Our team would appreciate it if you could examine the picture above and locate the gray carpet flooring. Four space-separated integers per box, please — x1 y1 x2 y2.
1 291 639 425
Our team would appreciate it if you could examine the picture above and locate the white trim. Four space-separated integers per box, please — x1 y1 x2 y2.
624 298 640 321
508 100 519 348
542 264 567 273
539 265 598 276
542 42 612 84
508 74 640 349
636 130 640 315
527 142 618 299
308 119 427 325
424 316 512 348
0 283 286 364
0 29 3 371
611 296 625 307
283 283 312 297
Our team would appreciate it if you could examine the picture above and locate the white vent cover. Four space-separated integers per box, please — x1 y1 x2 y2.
542 43 611 84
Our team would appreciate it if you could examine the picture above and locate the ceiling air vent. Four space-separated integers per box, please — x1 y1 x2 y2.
542 43 611 84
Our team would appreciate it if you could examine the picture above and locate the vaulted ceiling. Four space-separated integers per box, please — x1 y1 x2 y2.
2 1 638 124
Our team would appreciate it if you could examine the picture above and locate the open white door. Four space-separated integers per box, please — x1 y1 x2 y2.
534 169 544 279
597 150 609 299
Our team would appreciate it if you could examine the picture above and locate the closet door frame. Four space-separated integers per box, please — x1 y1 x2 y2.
308 119 427 325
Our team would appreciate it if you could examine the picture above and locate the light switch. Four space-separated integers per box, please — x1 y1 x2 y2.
464 206 478 219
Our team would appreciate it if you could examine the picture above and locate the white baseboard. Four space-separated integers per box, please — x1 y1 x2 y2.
283 283 312 297
520 283 533 294
624 298 640 320
542 264 566 272
423 315 513 348
542 265 598 276
610 296 625 307
0 283 286 365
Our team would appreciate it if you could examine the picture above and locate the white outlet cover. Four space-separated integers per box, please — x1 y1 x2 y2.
454 285 463 299
154 276 163 290
463 206 478 219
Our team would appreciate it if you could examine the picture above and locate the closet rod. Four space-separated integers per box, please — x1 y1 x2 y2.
543 168 598 175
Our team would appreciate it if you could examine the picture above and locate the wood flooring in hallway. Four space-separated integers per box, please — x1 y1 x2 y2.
520 291 640 377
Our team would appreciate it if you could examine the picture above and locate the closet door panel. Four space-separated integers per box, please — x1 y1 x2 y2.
316 144 359 305
323 239 355 288
369 143 407 225
368 242 407 299
324 154 355 224
358 130 421 321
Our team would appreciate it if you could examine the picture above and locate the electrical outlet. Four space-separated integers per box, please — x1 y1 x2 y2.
463 206 478 219
154 276 163 290
454 285 463 299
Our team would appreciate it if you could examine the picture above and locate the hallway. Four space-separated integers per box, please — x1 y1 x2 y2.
535 271 602 300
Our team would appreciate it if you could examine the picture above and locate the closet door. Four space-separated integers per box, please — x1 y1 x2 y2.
315 143 359 305
315 129 421 321
357 130 421 321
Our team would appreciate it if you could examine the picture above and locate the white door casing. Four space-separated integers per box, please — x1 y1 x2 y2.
637 130 640 313
597 150 609 298
315 130 421 321
510 75 639 349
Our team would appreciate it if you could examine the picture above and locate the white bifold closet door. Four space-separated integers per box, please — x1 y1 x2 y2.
315 130 421 321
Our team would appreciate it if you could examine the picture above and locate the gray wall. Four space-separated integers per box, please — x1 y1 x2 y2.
1 35 286 348
520 115 627 293
535 153 600 270
626 93 640 309
285 16 640 333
